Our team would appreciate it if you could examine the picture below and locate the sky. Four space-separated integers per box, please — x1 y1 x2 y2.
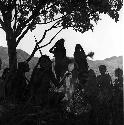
0 9 123 61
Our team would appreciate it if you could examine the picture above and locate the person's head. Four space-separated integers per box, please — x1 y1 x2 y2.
74 44 86 60
98 65 107 75
75 44 85 52
39 55 52 69
115 68 123 78
55 38 65 48
49 39 66 58
18 62 30 73
75 44 81 49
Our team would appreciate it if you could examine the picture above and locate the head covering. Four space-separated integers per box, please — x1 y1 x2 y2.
49 39 66 57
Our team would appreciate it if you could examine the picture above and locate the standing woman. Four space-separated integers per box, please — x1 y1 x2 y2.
74 44 94 88
49 38 69 81
72 44 93 117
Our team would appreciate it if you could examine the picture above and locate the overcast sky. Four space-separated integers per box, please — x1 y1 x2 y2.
0 9 123 61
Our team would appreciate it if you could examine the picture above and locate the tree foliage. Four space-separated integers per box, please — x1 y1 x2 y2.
0 0 123 63
0 0 123 39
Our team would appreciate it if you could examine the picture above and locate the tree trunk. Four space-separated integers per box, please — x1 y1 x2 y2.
8 43 17 72
7 34 17 72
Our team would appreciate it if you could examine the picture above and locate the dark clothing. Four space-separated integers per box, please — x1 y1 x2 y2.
74 44 89 87
31 67 59 93
111 78 123 125
96 73 113 125
97 74 112 88
10 71 28 103
54 57 70 81
49 39 66 59
30 66 60 105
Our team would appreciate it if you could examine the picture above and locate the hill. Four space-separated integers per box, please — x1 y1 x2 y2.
0 46 123 80
0 46 38 69
0 46 38 78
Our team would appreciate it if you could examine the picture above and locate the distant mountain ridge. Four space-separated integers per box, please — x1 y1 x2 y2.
0 46 38 69
0 46 123 80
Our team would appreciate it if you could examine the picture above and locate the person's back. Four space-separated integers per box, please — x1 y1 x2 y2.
54 57 71 81
96 65 112 125
49 39 67 81
97 65 112 89
49 38 66 58
97 73 112 89
85 69 98 98
31 68 55 95
74 44 90 87
74 44 88 73
112 68 123 125
113 68 123 91
30 55 60 106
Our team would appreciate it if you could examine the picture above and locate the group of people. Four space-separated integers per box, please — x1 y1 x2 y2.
0 38 123 125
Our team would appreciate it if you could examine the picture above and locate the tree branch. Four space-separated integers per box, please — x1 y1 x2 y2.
26 27 63 63
16 20 35 47
16 1 49 37
36 20 61 45
34 35 42 55
13 0 17 32
26 44 37 63
36 15 65 25
38 28 63 49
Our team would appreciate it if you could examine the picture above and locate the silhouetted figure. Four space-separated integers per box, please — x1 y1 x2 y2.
74 44 94 88
85 69 98 98
1 68 10 80
96 65 112 125
85 69 98 125
49 39 69 81
0 68 7 101
114 68 123 90
11 62 30 103
30 55 63 107
49 38 66 59
112 68 123 125
0 68 10 100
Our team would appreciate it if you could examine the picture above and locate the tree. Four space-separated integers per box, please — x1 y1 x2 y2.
0 0 123 72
